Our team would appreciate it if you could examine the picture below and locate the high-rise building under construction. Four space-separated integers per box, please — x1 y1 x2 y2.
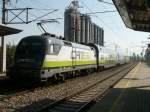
64 0 104 46
64 0 81 43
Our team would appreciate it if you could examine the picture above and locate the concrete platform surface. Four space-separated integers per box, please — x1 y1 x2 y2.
0 73 6 76
88 62 150 112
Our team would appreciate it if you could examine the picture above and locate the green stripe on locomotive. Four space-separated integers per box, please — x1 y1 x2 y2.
42 60 118 68
42 60 96 67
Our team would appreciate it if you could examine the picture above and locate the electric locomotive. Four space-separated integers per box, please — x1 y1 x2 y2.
7 34 127 82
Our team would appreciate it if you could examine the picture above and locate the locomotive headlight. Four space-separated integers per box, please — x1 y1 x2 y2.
49 40 52 43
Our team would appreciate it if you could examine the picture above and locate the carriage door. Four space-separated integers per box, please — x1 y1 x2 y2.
72 47 76 68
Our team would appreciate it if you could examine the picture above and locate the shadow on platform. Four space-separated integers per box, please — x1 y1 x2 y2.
88 87 150 112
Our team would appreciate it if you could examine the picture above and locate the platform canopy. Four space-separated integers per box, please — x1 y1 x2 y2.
112 0 150 32
0 25 22 36
0 25 22 72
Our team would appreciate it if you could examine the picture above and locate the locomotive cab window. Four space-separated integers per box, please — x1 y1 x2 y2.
48 44 61 55
16 38 45 59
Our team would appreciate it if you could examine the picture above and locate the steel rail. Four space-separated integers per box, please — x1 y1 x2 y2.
35 63 137 112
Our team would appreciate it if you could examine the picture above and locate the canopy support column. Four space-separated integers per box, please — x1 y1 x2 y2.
0 36 6 72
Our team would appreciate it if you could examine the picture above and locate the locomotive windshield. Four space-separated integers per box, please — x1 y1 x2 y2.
15 36 46 67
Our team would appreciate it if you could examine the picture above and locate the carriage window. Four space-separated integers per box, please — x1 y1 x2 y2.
48 44 61 55
49 45 54 54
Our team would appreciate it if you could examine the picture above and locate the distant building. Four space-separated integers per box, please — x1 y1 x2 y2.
92 23 104 46
64 1 81 43
64 0 104 46
80 14 86 43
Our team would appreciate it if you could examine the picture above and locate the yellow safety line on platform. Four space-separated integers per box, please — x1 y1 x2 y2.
109 62 141 112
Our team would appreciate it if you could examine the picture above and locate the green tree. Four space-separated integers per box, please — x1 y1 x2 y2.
6 44 16 68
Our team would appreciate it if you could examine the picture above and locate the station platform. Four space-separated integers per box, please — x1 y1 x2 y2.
88 62 150 112
0 73 6 77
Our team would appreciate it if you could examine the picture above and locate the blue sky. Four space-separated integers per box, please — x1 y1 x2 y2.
0 0 149 55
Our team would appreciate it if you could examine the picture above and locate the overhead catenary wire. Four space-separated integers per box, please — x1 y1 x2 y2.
28 9 58 23
97 0 114 5
2 2 35 22
32 8 58 11
12 0 59 22
9 0 57 12
1 0 62 24
86 10 117 14
4 0 63 34
7 0 58 20
33 0 52 9
79 0 116 33
12 0 56 11
100 1 125 34
98 1 121 32
78 0 127 46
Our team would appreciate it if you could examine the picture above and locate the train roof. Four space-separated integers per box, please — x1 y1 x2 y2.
71 42 91 50
42 35 92 50
21 35 116 52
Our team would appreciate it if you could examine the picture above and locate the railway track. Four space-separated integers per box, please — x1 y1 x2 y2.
0 64 129 102
0 87 37 101
0 79 50 103
18 63 137 112
0 80 44 101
